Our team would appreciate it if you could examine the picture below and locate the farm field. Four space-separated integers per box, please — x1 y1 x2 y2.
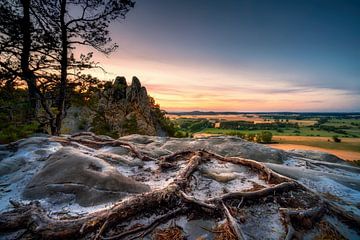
171 112 360 161
268 143 360 161
270 136 360 160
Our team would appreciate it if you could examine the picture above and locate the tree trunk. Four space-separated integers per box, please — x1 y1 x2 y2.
20 0 39 119
54 0 68 135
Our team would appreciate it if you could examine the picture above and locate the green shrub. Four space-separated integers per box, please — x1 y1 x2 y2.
332 136 341 143
256 131 273 143
0 122 39 144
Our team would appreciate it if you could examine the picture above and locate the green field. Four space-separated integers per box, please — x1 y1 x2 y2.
272 136 360 153
170 113 360 156
199 126 360 138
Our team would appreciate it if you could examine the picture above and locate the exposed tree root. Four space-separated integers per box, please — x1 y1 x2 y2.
179 190 216 210
206 182 299 203
61 132 158 161
102 208 183 240
0 137 356 239
279 204 326 238
222 202 247 240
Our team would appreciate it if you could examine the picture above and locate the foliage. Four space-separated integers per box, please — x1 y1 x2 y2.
0 87 41 143
91 114 119 139
149 97 178 137
123 115 138 135
332 136 341 143
0 0 135 135
219 120 299 131
256 131 273 143
174 118 213 134
0 121 39 144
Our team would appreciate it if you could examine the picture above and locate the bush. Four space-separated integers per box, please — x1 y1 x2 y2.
0 122 39 144
332 136 341 143
256 131 273 143
174 131 188 138
246 133 256 142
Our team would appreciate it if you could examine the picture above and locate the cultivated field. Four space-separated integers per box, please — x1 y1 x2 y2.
268 143 360 161
171 112 360 161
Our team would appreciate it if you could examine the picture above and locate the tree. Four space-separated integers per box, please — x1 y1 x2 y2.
0 0 135 135
33 0 135 134
332 136 341 143
1 0 61 132
256 131 273 143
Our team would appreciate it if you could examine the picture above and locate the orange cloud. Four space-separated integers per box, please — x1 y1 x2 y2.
75 47 359 112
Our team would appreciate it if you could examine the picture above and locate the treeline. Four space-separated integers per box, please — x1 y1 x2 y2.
219 121 298 131
176 118 214 132
171 118 213 138
0 0 135 142
225 131 273 143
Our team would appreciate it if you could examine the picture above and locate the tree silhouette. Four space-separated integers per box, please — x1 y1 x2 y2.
0 0 135 134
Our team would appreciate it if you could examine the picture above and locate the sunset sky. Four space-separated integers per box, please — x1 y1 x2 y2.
80 0 360 112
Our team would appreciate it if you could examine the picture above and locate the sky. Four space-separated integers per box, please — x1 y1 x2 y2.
80 0 360 112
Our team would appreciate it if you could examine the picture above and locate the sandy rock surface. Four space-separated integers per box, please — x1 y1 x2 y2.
0 134 359 239
23 147 150 206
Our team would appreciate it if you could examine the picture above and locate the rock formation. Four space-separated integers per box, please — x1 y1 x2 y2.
92 76 168 137
0 133 359 239
23 147 150 206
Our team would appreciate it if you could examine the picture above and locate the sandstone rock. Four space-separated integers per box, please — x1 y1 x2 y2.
23 147 151 206
119 135 288 163
288 149 345 163
62 76 169 136
113 76 127 100
94 76 165 136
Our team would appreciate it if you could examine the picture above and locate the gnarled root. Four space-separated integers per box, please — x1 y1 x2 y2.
0 145 355 239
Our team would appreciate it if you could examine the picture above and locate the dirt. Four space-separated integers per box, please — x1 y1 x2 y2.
268 143 360 161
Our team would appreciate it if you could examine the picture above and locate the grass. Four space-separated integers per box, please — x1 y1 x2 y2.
199 126 360 138
198 128 360 153
272 136 360 153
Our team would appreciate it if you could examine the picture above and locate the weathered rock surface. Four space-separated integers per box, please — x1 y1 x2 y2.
119 134 289 163
23 147 150 206
288 149 345 163
94 76 167 136
0 134 359 239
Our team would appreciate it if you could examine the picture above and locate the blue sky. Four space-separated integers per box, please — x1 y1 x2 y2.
85 0 360 111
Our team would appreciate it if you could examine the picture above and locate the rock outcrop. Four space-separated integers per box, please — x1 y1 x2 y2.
93 76 168 136
0 134 359 239
23 147 150 206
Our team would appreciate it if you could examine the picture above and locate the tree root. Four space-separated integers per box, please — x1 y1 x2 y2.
222 202 247 240
0 139 357 239
179 190 216 210
206 182 299 203
65 132 157 161
280 204 326 239
102 208 183 240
